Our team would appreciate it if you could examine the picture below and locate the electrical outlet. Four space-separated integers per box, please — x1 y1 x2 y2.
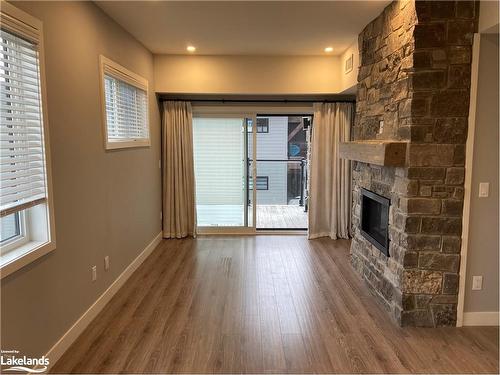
91 266 97 282
378 120 384 134
479 182 489 198
472 275 483 290
104 256 110 271
160 211 163 221
158 160 161 169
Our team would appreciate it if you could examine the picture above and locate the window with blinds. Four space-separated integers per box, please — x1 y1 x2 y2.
1 2 55 275
0 28 47 218
100 56 149 149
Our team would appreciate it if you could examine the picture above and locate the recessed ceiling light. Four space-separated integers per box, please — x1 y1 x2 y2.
187 45 196 52
324 46 333 53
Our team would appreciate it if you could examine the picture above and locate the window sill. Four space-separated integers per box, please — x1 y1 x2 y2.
105 139 151 150
0 240 55 279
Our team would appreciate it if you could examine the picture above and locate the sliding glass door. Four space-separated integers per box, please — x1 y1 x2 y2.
192 108 312 233
193 115 255 231
254 115 310 230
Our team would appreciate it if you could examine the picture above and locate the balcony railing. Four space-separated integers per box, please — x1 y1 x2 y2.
247 158 308 211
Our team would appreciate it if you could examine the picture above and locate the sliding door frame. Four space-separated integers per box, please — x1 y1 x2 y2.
193 112 257 235
192 104 313 235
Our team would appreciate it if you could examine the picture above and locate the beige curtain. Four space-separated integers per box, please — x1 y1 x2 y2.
308 102 353 240
162 101 196 238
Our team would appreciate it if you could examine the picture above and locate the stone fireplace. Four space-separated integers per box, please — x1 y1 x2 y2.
347 0 478 326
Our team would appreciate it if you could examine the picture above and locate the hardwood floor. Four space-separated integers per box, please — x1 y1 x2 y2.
51 236 499 374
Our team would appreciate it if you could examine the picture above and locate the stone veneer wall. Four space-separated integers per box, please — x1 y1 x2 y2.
350 0 478 326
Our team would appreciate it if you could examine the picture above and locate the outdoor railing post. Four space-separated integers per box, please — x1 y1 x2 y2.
299 159 304 207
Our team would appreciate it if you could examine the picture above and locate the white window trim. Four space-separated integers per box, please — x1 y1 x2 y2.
0 211 29 255
0 1 56 279
99 55 150 150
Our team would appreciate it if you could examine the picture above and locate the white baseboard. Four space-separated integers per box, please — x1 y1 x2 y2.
43 232 163 371
463 311 500 326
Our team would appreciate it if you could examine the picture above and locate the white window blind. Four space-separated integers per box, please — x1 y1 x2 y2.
100 57 149 149
0 28 47 216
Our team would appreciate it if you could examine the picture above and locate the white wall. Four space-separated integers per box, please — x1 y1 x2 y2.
251 117 288 205
257 163 288 205
250 117 288 160
154 55 342 94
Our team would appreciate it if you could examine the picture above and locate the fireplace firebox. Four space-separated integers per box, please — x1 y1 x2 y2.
360 188 390 256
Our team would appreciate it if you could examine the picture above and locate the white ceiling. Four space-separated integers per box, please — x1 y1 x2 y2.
96 1 390 56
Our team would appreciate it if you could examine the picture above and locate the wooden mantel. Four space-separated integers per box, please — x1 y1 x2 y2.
339 140 407 167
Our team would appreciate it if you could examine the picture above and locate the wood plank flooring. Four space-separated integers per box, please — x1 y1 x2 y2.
51 236 499 374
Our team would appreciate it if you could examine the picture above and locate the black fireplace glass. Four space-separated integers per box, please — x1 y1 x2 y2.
360 188 390 256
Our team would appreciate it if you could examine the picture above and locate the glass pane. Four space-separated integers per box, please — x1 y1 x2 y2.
0 29 47 214
193 117 246 226
1 212 21 243
104 74 148 142
255 116 309 229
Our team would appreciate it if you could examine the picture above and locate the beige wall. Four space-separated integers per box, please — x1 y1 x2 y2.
339 39 359 94
154 54 341 94
464 33 499 313
478 0 499 33
1 1 162 357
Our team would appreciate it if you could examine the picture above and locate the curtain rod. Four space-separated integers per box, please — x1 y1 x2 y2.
158 98 356 103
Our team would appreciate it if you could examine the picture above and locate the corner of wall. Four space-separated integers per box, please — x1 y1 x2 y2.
339 38 360 94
